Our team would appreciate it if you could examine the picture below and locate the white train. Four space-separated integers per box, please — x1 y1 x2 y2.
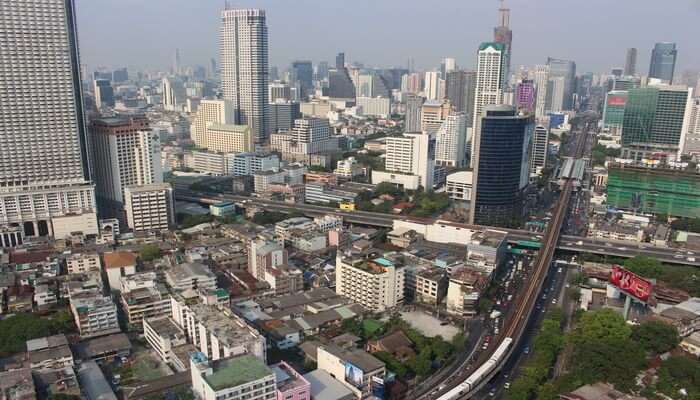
435 337 513 400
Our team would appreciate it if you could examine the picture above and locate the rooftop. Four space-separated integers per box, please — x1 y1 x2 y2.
103 251 137 269
26 334 68 352
203 355 272 390
166 262 215 282
75 334 131 361
144 317 184 340
304 369 354 400
190 304 262 348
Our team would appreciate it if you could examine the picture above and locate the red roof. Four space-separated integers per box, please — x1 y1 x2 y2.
10 251 54 264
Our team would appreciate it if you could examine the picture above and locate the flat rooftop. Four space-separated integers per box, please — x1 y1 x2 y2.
204 355 272 391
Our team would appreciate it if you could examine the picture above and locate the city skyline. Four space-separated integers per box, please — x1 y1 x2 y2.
76 0 700 74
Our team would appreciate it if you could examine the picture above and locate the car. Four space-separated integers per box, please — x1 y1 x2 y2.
597 248 605 252
618 247 627 251
674 254 684 259
440 321 449 326
524 346 530 354
504 382 511 390
688 251 695 255
605 243 613 247
552 299 557 304
557 267 563 273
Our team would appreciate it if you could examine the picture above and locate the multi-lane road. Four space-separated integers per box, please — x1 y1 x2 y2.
174 188 700 267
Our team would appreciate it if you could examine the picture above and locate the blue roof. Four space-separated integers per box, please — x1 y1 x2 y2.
373 258 393 267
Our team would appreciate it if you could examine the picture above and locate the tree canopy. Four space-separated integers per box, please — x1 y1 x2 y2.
139 244 162 262
631 320 679 355
0 312 74 355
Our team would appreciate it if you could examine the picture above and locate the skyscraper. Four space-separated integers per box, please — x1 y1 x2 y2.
221 8 269 143
173 48 181 75
515 80 536 114
471 42 507 164
405 94 425 133
424 71 441 101
94 79 115 109
529 125 549 176
493 0 513 84
546 57 576 110
0 0 97 239
648 42 677 83
328 52 355 99
624 48 637 76
291 60 313 98
435 113 468 168
91 116 162 222
162 77 186 112
621 85 693 160
532 65 550 118
470 105 533 227
441 57 457 76
445 71 468 114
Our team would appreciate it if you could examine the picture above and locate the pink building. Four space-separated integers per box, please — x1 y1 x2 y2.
273 361 310 400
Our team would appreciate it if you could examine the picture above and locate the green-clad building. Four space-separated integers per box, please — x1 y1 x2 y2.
621 86 691 160
607 163 700 218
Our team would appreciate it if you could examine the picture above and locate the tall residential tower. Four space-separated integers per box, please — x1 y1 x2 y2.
0 0 97 240
220 8 269 143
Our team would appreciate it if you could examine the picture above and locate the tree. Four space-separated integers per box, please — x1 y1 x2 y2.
409 348 433 377
478 298 494 315
0 313 75 354
656 356 700 398
632 320 679 355
140 244 162 262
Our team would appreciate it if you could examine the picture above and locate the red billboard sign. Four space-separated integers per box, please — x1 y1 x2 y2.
610 265 653 302
607 95 626 107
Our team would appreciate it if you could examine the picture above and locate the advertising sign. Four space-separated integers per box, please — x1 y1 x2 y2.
345 362 364 388
371 376 385 399
609 265 653 302
607 95 627 106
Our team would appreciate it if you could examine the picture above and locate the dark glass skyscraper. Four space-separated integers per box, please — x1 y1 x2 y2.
328 52 355 99
648 43 677 83
291 60 313 97
470 105 533 227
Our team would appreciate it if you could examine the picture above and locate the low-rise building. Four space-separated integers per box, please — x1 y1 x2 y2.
66 252 102 275
165 262 217 292
335 254 405 312
190 353 276 400
334 157 364 180
0 369 36 400
265 265 304 296
26 335 73 371
415 267 448 306
76 361 117 400
316 343 385 400
143 317 189 369
290 231 328 253
120 273 171 328
445 171 473 202
103 251 137 292
446 267 488 317
70 291 120 338
74 333 132 363
171 298 266 362
273 362 311 400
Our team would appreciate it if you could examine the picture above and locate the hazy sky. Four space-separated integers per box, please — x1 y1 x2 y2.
76 0 700 75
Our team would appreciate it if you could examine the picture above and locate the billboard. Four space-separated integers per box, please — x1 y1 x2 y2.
345 362 364 388
609 265 653 302
607 95 627 107
371 376 385 399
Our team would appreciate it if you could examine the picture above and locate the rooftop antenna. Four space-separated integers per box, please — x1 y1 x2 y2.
498 0 510 28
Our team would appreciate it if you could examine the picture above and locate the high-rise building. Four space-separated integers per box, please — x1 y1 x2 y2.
124 183 175 233
112 68 128 83
91 116 162 221
173 48 181 75
191 99 235 148
421 99 452 135
532 65 550 118
0 0 97 239
624 48 637 76
685 98 700 156
291 117 331 144
547 76 566 112
269 81 292 102
435 113 468 168
441 57 457 76
621 85 693 160
546 57 576 110
372 132 435 190
162 77 186 111
515 80 536 113
291 60 313 98
602 90 628 138
316 61 330 81
267 100 301 135
529 125 549 176
649 42 677 83
471 42 507 164
405 94 425 132
335 254 405 312
470 105 533 227
402 72 423 94
93 79 115 109
424 71 441 100
493 0 513 84
445 71 468 114
220 8 269 143
328 52 356 99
